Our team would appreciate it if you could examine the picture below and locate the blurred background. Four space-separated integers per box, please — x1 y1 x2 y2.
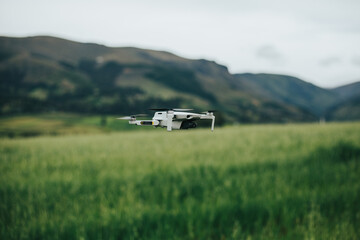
0 0 360 136
1 1 360 239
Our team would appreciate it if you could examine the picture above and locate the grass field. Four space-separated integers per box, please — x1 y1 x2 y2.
0 113 146 138
1 122 360 239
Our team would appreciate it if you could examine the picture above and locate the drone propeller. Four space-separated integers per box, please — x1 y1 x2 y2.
149 108 170 111
173 108 194 111
149 108 194 112
117 114 147 120
202 110 217 113
117 116 133 120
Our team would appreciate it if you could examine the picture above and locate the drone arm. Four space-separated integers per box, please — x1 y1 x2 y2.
167 111 174 131
211 115 215 132
200 113 215 131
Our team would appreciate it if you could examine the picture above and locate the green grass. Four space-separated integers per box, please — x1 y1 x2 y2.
1 122 360 239
0 113 156 138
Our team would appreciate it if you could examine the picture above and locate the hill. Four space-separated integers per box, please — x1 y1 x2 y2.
234 73 339 117
326 95 360 121
0 35 358 123
331 81 360 99
324 81 360 121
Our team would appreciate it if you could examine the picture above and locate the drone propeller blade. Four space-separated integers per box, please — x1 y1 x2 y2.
117 116 132 120
202 110 217 113
149 108 169 111
117 114 147 120
149 108 193 112
172 108 194 111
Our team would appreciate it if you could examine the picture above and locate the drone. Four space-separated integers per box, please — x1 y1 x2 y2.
117 108 215 131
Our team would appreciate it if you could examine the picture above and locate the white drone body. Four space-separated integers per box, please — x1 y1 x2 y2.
117 109 215 131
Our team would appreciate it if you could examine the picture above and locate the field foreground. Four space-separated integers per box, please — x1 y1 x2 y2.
1 123 360 239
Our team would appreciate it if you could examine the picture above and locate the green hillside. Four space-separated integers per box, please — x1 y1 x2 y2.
0 36 317 123
1 35 359 123
235 73 339 117
326 95 360 121
325 82 360 120
331 81 360 100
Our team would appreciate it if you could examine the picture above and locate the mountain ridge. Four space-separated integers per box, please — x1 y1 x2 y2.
0 35 359 122
234 73 340 116
331 81 360 99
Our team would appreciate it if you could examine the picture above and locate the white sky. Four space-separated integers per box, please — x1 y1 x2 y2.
1 0 360 87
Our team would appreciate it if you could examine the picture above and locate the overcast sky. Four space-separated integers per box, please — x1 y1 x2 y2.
1 0 360 87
